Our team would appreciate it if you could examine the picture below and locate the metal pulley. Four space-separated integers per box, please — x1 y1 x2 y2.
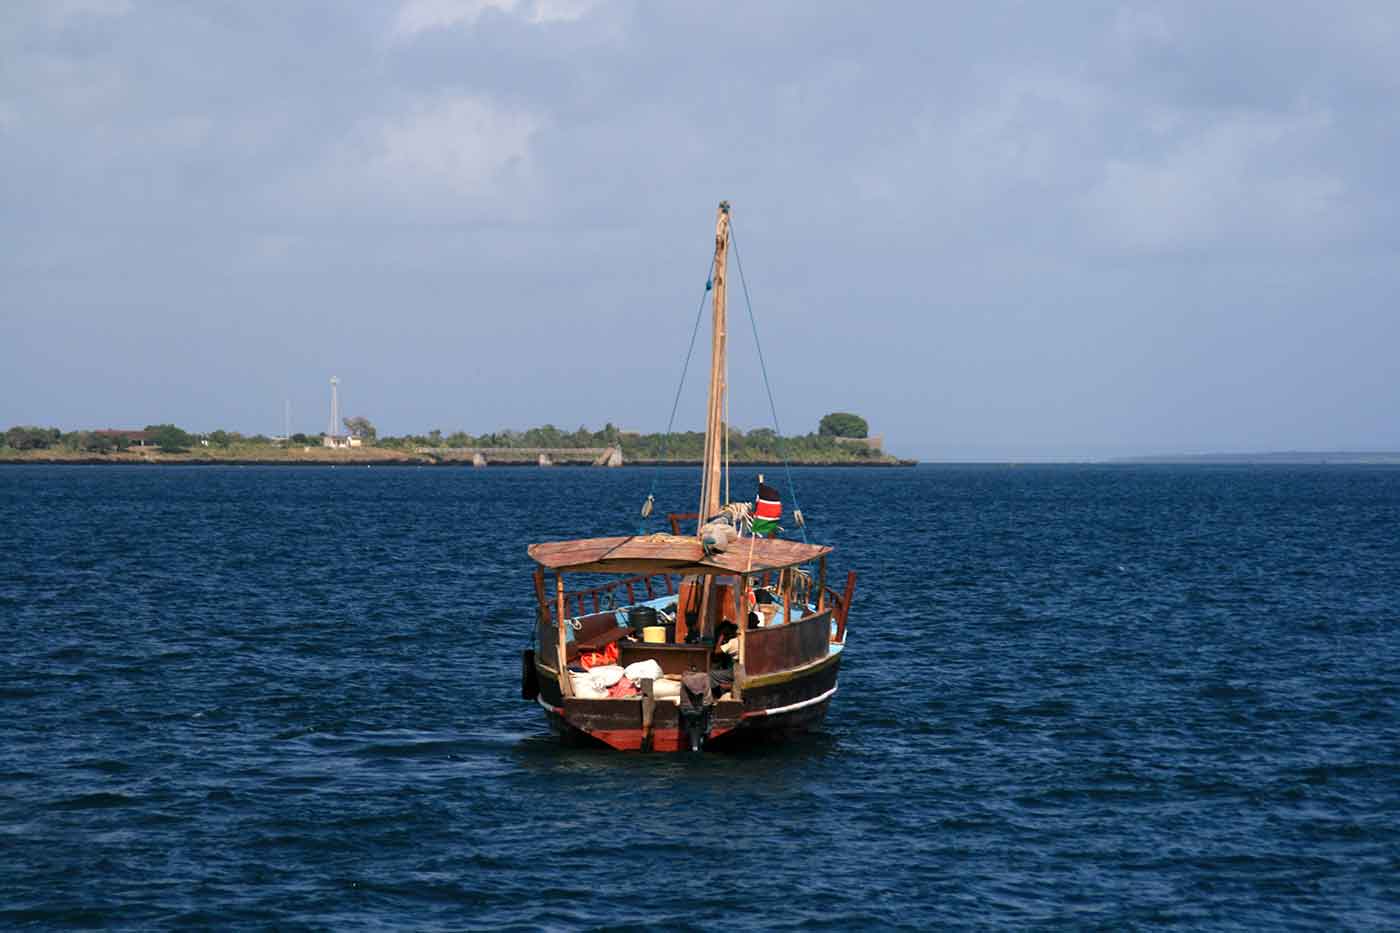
793 508 805 528
640 493 654 518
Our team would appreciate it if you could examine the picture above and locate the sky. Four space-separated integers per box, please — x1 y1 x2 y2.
2 0 1398 460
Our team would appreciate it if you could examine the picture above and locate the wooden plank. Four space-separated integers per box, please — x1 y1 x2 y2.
563 611 630 661
568 621 634 661
533 535 830 575
744 609 832 677
698 539 833 574
604 536 705 564
816 556 827 613
556 560 695 576
527 536 630 568
617 642 710 676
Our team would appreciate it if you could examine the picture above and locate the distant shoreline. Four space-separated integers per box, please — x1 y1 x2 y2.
0 453 917 468
10 449 1396 467
1107 451 1400 465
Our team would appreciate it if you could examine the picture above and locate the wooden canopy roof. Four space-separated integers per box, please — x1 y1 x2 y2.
527 533 831 575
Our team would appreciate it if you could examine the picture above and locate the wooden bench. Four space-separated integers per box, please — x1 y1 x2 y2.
617 642 712 676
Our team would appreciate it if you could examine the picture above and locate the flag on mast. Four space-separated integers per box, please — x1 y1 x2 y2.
752 481 781 536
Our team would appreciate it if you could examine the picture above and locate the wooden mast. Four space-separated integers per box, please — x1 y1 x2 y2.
699 200 731 530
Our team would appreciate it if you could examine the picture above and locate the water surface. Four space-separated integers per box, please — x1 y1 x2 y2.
2 465 1397 928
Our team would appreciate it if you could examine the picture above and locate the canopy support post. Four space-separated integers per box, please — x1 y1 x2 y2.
697 576 713 644
556 573 573 697
781 567 791 626
733 575 748 702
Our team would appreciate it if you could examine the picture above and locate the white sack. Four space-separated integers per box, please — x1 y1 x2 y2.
623 659 663 683
586 665 626 691
569 672 609 698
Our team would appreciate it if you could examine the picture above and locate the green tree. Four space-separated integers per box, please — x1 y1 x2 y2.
208 430 232 448
818 412 868 438
4 426 61 450
343 416 376 441
145 424 192 451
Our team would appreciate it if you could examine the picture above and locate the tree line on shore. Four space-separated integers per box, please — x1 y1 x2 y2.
1 424 276 453
3 412 883 461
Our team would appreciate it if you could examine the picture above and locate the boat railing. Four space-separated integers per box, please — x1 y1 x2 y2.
533 564 856 639
821 570 858 642
547 572 679 623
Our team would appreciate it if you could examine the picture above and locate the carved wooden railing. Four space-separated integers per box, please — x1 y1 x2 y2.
531 562 856 671
535 570 679 624
824 571 857 643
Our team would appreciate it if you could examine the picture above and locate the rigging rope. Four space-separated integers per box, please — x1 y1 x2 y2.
637 254 717 534
729 223 809 544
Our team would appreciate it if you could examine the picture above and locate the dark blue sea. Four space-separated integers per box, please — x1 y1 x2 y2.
2 464 1397 930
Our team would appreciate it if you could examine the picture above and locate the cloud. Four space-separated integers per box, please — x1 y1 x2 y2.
41 0 132 27
1112 6 1173 48
1082 110 1349 251
349 94 543 199
392 0 599 37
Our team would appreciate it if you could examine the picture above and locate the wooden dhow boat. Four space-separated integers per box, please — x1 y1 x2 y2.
522 202 856 752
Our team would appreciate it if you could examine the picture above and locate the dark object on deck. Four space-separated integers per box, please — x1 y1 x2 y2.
709 667 735 697
521 649 539 700
640 678 657 752
679 671 714 751
628 605 657 629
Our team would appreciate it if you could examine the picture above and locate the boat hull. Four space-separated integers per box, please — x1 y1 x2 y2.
533 651 841 752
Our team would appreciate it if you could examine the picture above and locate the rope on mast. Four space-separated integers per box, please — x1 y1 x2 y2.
637 254 716 534
729 223 809 544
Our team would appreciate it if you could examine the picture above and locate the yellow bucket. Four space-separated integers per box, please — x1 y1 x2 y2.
642 626 666 643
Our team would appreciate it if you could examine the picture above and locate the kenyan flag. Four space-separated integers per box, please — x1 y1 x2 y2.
752 481 781 536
